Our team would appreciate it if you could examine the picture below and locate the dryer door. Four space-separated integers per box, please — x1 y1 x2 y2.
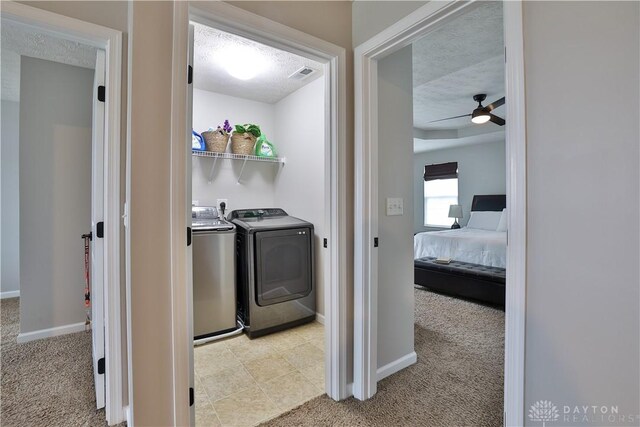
255 227 313 306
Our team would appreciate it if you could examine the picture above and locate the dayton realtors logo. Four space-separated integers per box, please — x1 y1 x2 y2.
529 400 639 425
529 400 560 426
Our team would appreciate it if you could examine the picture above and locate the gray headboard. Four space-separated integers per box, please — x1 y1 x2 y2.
471 195 506 212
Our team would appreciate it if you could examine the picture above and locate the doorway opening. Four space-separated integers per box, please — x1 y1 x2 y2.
354 1 527 424
409 2 507 424
188 21 327 425
0 3 123 425
180 4 348 424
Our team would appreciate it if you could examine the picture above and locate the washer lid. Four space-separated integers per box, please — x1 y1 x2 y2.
192 206 234 231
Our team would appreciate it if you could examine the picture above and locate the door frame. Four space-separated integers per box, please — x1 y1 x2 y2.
0 2 125 425
353 1 527 425
168 2 349 424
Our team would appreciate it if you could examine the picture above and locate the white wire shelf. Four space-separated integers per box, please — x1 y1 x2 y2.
192 150 285 164
192 150 285 183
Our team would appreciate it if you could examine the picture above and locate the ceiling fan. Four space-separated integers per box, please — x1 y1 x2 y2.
429 94 505 126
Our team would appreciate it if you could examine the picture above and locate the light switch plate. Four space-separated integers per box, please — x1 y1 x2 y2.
386 197 404 216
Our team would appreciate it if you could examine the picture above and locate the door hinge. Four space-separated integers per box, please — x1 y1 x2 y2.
97 85 106 102
96 222 104 239
374 237 379 247
189 387 194 406
98 357 105 375
187 227 192 246
188 65 193 84
323 238 328 248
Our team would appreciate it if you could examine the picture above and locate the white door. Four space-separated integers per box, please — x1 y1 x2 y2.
187 23 195 426
91 49 106 409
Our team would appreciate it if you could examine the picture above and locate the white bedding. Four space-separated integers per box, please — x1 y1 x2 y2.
414 228 507 268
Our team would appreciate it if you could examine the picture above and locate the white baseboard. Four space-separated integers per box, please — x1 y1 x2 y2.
344 353 416 400
124 405 131 427
1 290 20 299
315 312 325 325
16 321 87 343
376 351 417 382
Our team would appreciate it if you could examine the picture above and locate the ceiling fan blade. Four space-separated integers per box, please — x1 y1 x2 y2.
486 97 505 112
489 113 505 126
427 113 471 124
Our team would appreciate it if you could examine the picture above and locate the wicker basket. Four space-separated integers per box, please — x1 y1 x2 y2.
201 131 229 153
230 132 257 155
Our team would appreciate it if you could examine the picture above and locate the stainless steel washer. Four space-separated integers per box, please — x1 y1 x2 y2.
192 206 236 339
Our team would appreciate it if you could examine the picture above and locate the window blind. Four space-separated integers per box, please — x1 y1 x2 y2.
424 162 458 181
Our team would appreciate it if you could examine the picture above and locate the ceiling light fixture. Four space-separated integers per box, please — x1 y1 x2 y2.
470 94 491 124
471 108 491 124
218 45 267 80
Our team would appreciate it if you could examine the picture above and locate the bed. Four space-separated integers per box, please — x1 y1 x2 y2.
414 195 506 307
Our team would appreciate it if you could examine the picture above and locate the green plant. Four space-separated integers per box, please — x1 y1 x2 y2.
234 123 261 138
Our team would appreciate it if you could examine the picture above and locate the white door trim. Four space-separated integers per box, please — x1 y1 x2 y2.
169 2 191 426
503 2 527 424
0 3 125 425
353 1 527 424
168 2 349 424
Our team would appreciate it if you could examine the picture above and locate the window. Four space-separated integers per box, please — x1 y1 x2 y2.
423 162 458 227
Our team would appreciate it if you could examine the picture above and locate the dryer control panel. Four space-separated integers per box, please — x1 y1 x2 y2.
228 208 287 219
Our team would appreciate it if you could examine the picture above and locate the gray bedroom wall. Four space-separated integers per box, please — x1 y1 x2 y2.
523 1 639 423
19 57 94 335
273 77 326 317
377 45 415 369
413 140 506 233
1 100 20 296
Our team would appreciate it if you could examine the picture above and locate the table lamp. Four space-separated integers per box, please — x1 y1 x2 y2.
448 204 463 229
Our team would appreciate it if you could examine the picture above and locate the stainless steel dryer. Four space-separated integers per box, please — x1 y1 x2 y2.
229 208 315 339
192 206 236 340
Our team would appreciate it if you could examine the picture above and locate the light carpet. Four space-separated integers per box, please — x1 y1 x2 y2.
261 287 505 427
1 298 111 427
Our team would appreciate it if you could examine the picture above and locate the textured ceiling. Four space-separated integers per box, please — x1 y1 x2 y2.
192 23 323 104
412 1 505 140
1 19 96 102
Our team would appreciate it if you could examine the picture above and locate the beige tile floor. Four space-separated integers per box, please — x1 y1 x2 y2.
194 321 325 427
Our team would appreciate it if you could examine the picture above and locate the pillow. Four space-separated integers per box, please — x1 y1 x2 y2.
496 208 507 232
466 211 502 230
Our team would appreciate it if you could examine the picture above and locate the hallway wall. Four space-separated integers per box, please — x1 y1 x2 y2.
523 1 640 421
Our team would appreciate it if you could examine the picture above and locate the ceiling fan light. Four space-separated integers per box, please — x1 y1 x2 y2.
471 108 491 124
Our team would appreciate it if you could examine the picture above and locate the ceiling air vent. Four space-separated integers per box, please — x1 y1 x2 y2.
288 66 317 80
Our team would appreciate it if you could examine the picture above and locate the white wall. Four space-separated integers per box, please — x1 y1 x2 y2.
523 2 639 421
377 45 415 369
273 77 326 316
413 140 505 233
19 57 93 334
192 88 277 210
1 100 20 296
